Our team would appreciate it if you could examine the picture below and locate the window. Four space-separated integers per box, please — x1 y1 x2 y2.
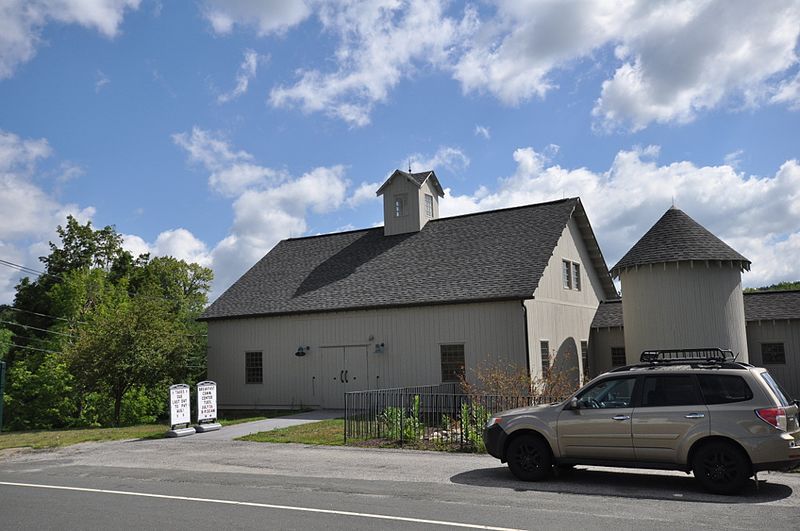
580 340 589 377
440 344 465 383
761 343 786 364
540 341 550 373
611 347 626 367
698 375 753 404
641 375 703 407
245 351 263 384
572 263 581 291
424 194 434 218
394 194 407 217
562 260 581 290
760 372 791 406
577 377 636 409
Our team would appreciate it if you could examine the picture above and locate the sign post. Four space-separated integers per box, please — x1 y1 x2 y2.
194 380 221 433
165 383 195 438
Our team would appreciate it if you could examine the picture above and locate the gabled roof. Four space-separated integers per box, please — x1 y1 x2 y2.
375 169 445 197
611 207 750 278
591 291 800 329
200 198 616 321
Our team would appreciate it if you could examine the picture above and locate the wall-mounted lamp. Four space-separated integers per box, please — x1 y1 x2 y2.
373 342 385 354
295 346 310 357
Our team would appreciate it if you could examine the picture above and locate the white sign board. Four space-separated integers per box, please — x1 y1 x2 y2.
169 384 191 427
197 381 217 423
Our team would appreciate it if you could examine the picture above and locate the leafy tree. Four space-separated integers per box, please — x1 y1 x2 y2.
744 281 800 293
66 291 192 426
4 353 76 430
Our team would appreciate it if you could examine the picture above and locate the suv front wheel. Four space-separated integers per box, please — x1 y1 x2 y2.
507 434 552 481
692 440 751 495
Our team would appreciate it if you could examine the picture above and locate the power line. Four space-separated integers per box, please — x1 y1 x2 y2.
5 307 87 325
7 342 62 355
0 258 50 278
0 319 75 338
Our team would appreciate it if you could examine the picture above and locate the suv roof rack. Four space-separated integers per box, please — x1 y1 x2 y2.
640 348 738 363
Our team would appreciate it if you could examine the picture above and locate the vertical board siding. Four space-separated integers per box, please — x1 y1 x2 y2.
620 263 748 364
382 176 422 236
589 327 626 376
527 217 604 384
746 320 800 400
207 300 527 409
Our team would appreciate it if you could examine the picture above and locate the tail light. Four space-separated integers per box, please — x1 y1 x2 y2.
756 407 788 431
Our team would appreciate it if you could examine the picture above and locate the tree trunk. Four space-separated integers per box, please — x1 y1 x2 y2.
113 392 123 427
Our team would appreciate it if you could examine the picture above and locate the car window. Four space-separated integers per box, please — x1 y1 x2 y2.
760 372 792 406
577 377 636 409
698 375 753 404
641 375 703 407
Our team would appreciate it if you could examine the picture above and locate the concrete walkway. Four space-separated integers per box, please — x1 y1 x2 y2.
195 410 344 441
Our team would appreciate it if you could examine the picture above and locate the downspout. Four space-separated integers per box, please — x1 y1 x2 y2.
521 300 531 380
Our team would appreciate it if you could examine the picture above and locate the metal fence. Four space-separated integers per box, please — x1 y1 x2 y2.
344 384 562 450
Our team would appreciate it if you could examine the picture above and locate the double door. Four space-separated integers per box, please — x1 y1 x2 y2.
320 345 369 409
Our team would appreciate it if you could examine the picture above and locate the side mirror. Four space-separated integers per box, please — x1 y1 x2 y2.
569 397 580 410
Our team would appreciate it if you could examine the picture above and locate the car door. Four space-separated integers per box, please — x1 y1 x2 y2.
558 376 637 460
631 374 709 462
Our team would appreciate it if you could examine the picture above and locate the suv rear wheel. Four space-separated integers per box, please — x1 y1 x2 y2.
692 441 751 495
507 434 552 481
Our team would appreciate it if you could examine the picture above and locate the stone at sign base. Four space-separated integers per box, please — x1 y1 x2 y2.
195 422 222 433
165 427 196 438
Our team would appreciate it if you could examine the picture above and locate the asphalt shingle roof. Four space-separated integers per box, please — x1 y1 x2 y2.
611 207 750 277
591 291 800 329
375 169 445 197
591 299 623 328
743 290 800 321
201 198 603 320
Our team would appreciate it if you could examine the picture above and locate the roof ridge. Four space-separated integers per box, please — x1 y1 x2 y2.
428 197 578 224
285 226 380 242
744 289 800 295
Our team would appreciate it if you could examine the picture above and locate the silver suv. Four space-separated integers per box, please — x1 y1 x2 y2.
483 349 800 494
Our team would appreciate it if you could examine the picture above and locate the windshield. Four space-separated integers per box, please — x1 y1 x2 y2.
760 372 792 406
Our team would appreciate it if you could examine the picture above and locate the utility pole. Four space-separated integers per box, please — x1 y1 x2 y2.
0 361 5 432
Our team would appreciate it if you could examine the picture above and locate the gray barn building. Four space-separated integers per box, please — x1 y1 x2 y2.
201 170 800 407
200 170 617 409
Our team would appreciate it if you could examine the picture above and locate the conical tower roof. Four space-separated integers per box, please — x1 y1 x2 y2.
610 207 750 278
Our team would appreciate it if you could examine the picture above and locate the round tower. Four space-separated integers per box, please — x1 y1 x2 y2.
611 207 750 363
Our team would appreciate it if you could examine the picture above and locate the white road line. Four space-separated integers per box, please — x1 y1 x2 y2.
0 481 525 531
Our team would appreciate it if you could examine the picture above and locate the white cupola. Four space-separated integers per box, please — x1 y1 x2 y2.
375 169 445 236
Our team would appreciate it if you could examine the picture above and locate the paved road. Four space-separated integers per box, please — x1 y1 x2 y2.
1 436 798 530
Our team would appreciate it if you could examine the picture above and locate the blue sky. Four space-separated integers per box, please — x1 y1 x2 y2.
1 0 799 302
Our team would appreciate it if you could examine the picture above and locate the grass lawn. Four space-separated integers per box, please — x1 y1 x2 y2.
0 410 309 451
238 419 345 446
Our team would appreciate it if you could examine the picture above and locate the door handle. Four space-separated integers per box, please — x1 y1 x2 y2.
612 415 630 421
344 370 349 383
685 413 705 419
340 370 344 383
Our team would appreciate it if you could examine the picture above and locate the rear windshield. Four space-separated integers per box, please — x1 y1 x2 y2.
760 372 791 406
698 375 753 404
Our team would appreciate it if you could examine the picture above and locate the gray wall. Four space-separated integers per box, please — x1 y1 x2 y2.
381 175 439 236
620 262 749 363
745 319 800 400
207 300 527 409
589 326 626 376
526 217 605 385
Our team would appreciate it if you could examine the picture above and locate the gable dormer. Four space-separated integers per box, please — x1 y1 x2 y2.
376 169 445 236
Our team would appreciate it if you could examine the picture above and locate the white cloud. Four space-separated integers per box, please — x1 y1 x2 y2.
255 1 800 129
218 49 263 103
0 0 140 79
269 0 460 126
409 146 469 174
95 69 110 92
347 181 381 208
592 1 800 131
202 0 311 36
0 129 96 302
123 228 212 267
173 127 351 298
441 146 800 288
474 125 491 140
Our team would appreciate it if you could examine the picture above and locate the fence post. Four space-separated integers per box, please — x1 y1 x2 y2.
344 392 348 445
0 361 5 432
400 392 405 447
